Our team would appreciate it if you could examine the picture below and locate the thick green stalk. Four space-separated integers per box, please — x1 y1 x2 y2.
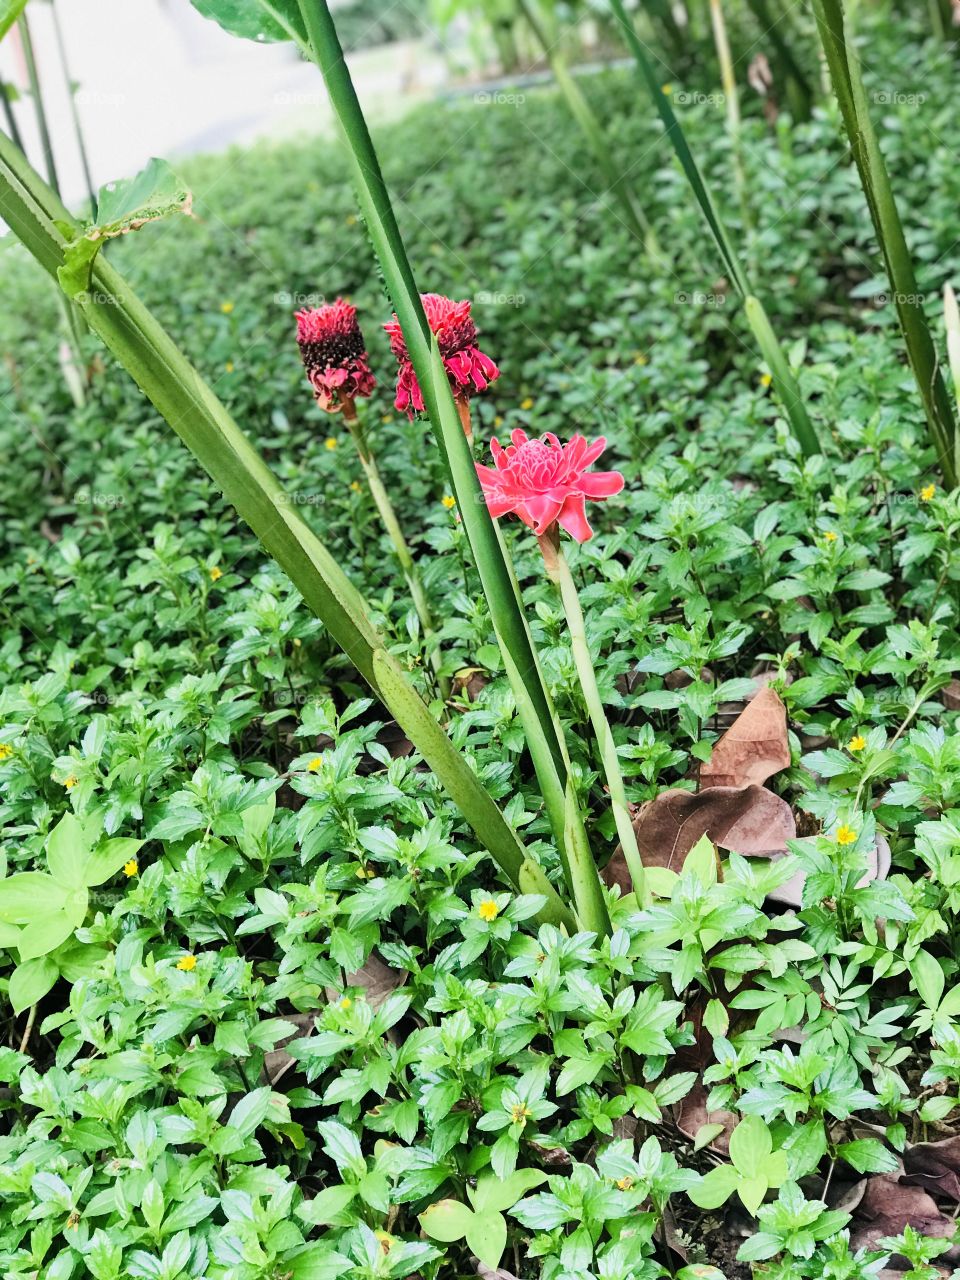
944 286 960 430
516 0 659 255
344 402 449 698
0 128 573 930
295 0 610 936
812 0 957 488
612 0 821 460
553 543 648 904
18 12 57 193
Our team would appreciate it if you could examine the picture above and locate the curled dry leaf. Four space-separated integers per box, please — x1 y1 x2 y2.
325 951 407 1009
631 784 796 875
262 1012 316 1086
849 1175 960 1260
902 1133 960 1200
700 685 790 789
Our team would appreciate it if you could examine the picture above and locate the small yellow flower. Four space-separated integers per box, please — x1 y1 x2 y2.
835 824 857 845
442 495 456 510
477 898 500 922
381 414 393 425
494 415 504 427
340 996 352 1010
346 213 357 226
824 530 838 542
224 361 235 373
520 396 534 411
123 859 139 877
848 735 866 752
350 480 362 493
176 954 197 971
661 83 673 95
510 1102 533 1127
760 372 773 388
64 775 78 790
307 756 323 772
293 637 302 647
220 301 234 315
209 566 223 582
0 743 13 761
921 483 936 502
324 437 338 451
634 352 648 366
615 1176 635 1191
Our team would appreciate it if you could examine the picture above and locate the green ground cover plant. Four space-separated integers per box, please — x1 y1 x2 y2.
4 1 960 1275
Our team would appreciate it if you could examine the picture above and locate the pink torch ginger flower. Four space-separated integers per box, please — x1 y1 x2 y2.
385 293 499 417
476 429 624 543
296 298 376 412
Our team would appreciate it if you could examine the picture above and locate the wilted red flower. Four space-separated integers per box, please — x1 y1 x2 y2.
476 429 624 543
385 293 499 416
296 298 376 412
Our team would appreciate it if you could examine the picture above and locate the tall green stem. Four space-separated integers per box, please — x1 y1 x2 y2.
0 67 24 153
812 0 957 488
344 401 449 699
516 0 659 257
612 0 821 461
294 0 610 936
550 540 648 905
51 0 97 214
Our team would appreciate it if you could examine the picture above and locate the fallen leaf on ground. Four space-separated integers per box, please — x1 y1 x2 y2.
849 1175 959 1258
675 1084 737 1155
630 785 795 875
325 952 406 1009
902 1133 960 1200
700 685 790 789
262 1012 316 1085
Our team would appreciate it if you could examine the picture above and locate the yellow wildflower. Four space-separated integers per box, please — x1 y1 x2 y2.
634 352 648 366
510 1102 533 1126
176 954 197 971
209 566 223 582
494 415 504 427
220 301 234 315
64 775 78 789
442 495 456 510
848 735 866 752
835 825 856 845
477 898 499 922
123 859 139 877
520 396 534 411
662 83 673 95
350 480 362 493
760 372 773 388
921 483 936 502
340 996 352 1010
824 530 837 542
346 213 357 226
307 756 323 772
381 414 393 425
0 743 13 760
324 437 338 451
293 637 302 647
225 361 235 373
616 1176 634 1191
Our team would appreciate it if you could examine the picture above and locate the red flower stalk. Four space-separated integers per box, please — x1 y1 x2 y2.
476 429 624 543
385 293 500 417
296 298 376 413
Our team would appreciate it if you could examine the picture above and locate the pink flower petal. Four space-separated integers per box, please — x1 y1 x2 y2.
557 495 594 542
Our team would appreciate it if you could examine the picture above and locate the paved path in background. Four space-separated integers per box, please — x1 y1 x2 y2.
1 0 448 208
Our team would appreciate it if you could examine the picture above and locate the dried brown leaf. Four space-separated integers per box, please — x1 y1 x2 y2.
700 685 790 789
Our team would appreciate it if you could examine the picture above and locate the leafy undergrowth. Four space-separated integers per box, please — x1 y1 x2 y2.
4 11 960 1279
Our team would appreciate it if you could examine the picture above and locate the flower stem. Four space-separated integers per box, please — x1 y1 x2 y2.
344 400 449 699
551 538 648 904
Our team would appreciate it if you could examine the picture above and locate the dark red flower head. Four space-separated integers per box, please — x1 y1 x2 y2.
296 298 376 412
476 429 624 543
384 293 500 416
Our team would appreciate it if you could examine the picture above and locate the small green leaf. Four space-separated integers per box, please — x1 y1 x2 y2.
84 838 142 887
0 873 69 922
466 1209 507 1270
419 1199 474 1243
0 0 27 43
46 813 89 888
729 1114 773 1177
910 949 945 1010
9 956 58 1014
688 1163 740 1210
189 0 305 44
59 159 193 298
